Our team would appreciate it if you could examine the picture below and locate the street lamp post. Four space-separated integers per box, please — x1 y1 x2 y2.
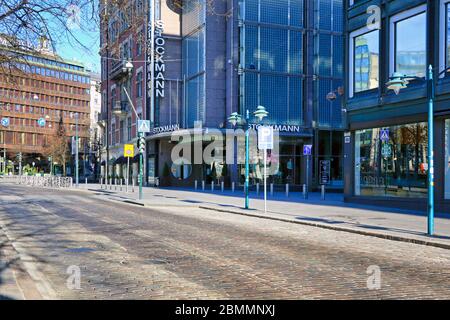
114 61 145 201
386 65 449 236
75 112 79 187
228 106 269 210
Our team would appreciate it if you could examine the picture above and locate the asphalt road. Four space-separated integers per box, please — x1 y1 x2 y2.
0 184 449 299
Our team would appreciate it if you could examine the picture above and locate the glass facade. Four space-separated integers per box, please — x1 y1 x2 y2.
314 0 344 128
182 0 206 128
354 30 379 93
394 11 427 77
355 122 428 198
241 0 304 125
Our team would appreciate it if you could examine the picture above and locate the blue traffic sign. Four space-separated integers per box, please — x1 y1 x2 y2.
303 145 313 156
380 129 389 142
37 118 46 128
1 117 10 127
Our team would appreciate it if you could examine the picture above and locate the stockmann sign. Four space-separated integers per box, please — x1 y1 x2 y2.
248 124 308 134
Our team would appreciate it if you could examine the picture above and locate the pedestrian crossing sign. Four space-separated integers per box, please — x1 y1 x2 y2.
138 120 151 133
380 129 389 142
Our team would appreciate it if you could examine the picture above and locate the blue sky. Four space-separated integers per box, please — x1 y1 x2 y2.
54 22 101 74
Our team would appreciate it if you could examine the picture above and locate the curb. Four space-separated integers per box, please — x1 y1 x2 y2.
198 206 450 250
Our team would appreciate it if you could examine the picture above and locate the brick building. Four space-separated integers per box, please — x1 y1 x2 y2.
99 0 180 181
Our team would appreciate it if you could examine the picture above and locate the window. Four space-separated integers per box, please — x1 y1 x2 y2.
136 71 143 98
136 29 143 56
111 123 116 145
355 122 428 198
390 5 427 78
120 120 125 143
127 117 132 141
350 29 379 94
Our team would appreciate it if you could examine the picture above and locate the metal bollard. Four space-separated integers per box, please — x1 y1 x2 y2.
232 182 235 193
256 183 260 197
132 178 135 192
303 184 307 199
221 181 224 193
85 178 88 187
286 184 289 197
270 183 274 197
321 185 326 200
195 180 198 190
202 180 205 191
211 181 215 192
120 179 123 192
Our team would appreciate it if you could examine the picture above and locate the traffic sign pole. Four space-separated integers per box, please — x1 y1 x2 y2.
1 118 10 175
303 145 313 200
306 155 309 200
258 126 273 214
139 133 144 201
264 148 267 213
127 157 130 193
124 144 134 193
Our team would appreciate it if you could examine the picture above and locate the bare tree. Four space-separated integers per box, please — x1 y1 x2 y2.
0 0 99 75
43 117 71 176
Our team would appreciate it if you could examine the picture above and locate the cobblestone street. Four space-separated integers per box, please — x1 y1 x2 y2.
0 185 449 299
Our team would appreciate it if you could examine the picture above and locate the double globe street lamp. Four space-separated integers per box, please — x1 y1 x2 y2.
228 106 269 210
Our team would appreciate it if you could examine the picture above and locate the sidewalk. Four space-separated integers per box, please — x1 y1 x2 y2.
80 183 450 249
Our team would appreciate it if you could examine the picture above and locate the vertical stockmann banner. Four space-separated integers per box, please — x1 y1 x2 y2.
147 0 165 126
